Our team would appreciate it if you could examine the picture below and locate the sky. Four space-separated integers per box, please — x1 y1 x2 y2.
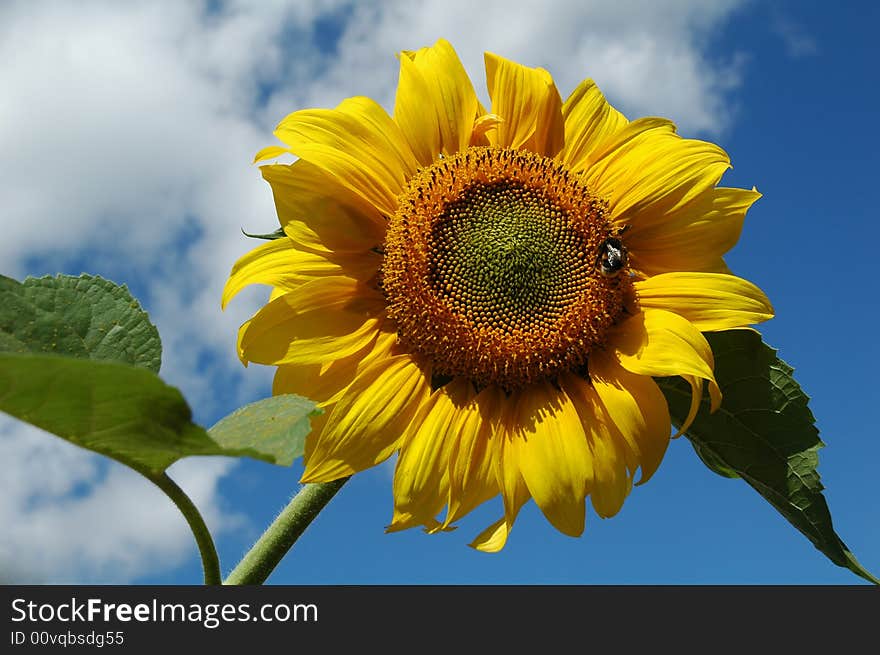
1 0 877 585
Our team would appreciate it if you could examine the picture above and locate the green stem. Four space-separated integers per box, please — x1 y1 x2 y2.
148 470 222 585
225 478 349 585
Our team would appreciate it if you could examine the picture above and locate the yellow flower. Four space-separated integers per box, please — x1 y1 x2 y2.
224 39 773 551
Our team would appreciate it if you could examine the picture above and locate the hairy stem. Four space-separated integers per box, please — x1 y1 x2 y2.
225 478 349 585
149 470 222 585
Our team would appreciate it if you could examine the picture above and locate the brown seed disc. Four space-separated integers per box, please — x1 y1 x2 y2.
382 146 630 390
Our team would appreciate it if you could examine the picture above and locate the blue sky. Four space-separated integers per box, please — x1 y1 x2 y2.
1 0 877 584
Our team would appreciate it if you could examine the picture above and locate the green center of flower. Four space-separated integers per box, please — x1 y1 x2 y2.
431 181 593 332
382 146 631 390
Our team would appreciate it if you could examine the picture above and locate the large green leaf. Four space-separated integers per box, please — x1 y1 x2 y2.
0 273 322 584
208 395 321 467
658 329 878 584
0 274 161 372
0 353 317 475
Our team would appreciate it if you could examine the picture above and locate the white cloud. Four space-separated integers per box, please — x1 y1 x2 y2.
0 0 751 582
0 417 240 583
771 13 818 59
282 0 747 135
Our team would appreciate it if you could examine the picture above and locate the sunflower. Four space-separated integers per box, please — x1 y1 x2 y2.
224 39 773 551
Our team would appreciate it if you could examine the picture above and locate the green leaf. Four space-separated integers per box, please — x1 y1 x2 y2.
658 329 878 585
0 352 312 475
208 394 321 467
689 438 740 479
0 274 161 372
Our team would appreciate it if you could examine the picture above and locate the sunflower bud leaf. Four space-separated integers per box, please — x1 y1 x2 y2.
0 273 161 372
658 329 878 585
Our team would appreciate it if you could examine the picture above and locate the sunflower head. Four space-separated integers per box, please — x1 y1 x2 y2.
382 145 632 390
225 39 773 551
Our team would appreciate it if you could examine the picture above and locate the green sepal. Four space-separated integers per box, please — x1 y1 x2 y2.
241 227 286 240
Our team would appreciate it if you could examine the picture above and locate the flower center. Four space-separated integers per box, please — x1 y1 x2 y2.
382 146 630 390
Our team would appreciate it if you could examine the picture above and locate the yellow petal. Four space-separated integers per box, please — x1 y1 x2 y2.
612 309 716 389
443 384 504 528
395 39 481 162
507 381 591 537
587 350 671 484
484 51 564 156
273 96 418 216
301 354 432 482
473 401 533 552
273 320 399 410
387 378 474 532
469 476 529 553
559 78 628 171
674 373 721 437
238 277 384 366
635 272 774 331
253 145 291 162
267 286 290 303
625 187 760 275
470 387 530 553
393 55 440 166
261 161 386 255
613 311 721 427
470 113 503 146
579 116 674 170
274 363 328 401
469 516 509 553
222 238 379 309
611 308 721 433
561 373 632 518
235 320 249 366
273 341 376 404
587 416 632 518
583 118 730 228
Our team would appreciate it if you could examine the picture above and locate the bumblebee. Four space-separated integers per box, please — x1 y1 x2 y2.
596 236 628 277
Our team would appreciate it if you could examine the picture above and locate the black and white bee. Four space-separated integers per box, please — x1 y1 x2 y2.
596 236 628 277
